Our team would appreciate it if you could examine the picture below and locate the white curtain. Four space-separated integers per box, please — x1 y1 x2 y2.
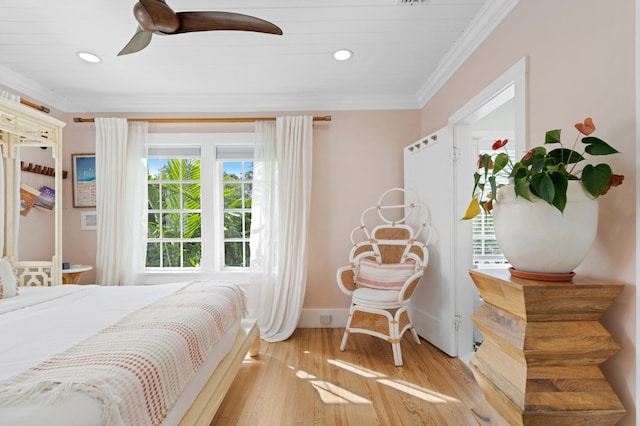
0 91 21 258
95 118 148 286
250 116 313 342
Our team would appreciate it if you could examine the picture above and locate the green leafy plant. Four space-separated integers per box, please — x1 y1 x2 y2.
462 117 624 220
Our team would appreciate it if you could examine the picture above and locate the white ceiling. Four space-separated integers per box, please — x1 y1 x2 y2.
0 0 518 113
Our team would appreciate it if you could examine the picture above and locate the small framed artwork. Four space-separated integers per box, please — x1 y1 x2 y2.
72 154 96 208
80 211 97 231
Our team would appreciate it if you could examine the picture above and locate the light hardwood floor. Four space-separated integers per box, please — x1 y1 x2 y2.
211 328 494 426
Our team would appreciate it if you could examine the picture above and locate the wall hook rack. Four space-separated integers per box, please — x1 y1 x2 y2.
21 161 68 179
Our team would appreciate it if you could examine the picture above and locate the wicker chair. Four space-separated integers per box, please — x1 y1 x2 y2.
336 188 430 366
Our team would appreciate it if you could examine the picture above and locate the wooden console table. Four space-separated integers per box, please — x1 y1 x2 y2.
468 269 625 425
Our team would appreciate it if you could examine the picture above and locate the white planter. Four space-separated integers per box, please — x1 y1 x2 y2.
492 181 599 274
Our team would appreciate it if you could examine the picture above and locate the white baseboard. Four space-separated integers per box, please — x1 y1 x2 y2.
297 308 350 328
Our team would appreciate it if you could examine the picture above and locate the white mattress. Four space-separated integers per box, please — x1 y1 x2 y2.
0 283 243 425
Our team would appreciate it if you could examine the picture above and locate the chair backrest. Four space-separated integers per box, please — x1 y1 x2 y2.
342 188 431 297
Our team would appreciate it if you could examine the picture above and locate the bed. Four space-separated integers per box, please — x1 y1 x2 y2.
0 275 259 425
0 96 259 425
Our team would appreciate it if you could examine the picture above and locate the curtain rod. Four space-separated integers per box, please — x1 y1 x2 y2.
20 99 50 114
72 116 331 124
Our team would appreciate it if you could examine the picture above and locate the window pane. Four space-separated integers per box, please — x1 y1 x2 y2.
183 213 201 238
223 162 242 179
147 213 160 238
148 159 161 179
162 213 181 238
224 183 242 208
183 242 201 267
243 162 253 180
148 183 160 209
244 183 252 208
161 159 178 180
161 183 181 209
243 213 251 238
182 159 200 180
224 212 242 238
182 183 201 209
224 242 243 267
146 242 160 267
163 242 181 268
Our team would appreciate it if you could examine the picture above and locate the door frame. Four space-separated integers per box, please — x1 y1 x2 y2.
448 57 528 361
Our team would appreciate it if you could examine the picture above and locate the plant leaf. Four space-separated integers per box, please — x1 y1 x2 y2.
550 172 568 212
582 164 612 197
514 177 531 201
547 148 585 165
545 129 561 144
460 197 481 220
492 152 509 175
531 156 546 173
488 175 497 203
582 136 620 155
472 172 481 196
531 173 555 204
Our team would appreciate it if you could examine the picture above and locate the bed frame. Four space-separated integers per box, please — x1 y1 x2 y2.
0 96 261 424
180 319 260 425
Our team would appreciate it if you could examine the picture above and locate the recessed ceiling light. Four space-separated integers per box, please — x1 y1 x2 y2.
333 49 353 61
77 51 101 63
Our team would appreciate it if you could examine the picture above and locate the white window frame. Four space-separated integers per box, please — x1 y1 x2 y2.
140 132 254 285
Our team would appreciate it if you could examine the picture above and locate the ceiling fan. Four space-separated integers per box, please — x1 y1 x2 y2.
118 0 283 56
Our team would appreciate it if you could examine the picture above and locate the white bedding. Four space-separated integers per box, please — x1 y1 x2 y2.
0 282 245 425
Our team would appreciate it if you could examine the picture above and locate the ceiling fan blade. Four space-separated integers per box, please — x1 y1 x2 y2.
135 0 180 33
118 27 153 56
173 11 283 35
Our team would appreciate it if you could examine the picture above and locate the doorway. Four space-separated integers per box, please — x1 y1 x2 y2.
451 57 527 361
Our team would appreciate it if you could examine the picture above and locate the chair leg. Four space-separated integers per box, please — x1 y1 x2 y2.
340 330 349 351
410 326 421 345
390 315 403 366
340 309 354 351
392 341 403 366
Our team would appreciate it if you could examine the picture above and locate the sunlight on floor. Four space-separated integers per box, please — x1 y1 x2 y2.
309 380 372 404
327 359 384 378
290 358 460 406
296 370 317 380
377 379 458 403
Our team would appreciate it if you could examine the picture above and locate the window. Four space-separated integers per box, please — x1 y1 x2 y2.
222 161 253 268
145 133 253 273
147 156 202 268
471 139 513 268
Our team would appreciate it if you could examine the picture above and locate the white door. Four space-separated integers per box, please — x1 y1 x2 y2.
403 126 458 357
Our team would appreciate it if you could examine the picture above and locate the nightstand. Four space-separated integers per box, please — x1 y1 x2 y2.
62 264 93 284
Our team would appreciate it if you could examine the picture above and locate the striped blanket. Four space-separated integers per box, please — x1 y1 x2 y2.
0 280 246 426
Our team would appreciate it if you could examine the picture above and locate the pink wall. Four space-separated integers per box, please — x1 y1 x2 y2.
420 0 636 423
55 110 421 304
5 0 636 420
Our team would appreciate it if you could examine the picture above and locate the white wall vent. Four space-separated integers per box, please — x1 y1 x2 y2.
398 0 428 5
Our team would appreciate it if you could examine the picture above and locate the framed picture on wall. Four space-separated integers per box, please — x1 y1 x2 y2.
72 153 96 208
80 210 97 230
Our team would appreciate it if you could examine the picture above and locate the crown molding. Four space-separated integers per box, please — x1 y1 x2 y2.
415 0 520 108
0 65 70 111
62 92 421 113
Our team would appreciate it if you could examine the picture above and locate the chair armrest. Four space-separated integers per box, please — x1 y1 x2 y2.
398 271 424 302
336 266 356 295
